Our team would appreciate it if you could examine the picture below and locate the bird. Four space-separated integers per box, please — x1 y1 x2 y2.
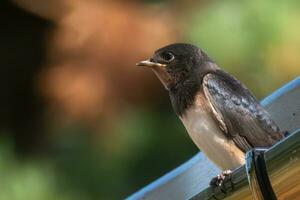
136 43 284 185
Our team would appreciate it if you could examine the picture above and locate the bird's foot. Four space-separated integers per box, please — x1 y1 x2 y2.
210 170 232 187
283 130 290 137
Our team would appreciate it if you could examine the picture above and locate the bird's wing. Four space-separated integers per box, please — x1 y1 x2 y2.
202 70 283 152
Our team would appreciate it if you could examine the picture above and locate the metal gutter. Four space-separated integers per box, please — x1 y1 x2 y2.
191 129 300 199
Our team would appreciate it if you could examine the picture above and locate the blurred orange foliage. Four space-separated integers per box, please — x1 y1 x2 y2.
15 0 179 123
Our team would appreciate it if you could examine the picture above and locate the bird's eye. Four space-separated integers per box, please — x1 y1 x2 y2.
161 52 175 63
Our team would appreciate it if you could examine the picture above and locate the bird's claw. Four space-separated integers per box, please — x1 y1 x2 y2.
210 170 232 187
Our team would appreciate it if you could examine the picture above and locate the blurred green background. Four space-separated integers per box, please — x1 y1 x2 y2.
0 0 299 199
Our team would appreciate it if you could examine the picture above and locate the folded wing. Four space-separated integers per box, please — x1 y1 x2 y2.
202 70 284 152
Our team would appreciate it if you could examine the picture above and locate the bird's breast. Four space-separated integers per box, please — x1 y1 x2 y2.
180 92 245 170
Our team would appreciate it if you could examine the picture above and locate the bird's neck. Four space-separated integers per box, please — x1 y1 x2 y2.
169 61 219 116
169 77 201 117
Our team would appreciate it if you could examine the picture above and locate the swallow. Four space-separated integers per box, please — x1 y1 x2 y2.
137 43 284 185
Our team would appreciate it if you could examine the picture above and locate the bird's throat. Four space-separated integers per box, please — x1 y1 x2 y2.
169 78 201 116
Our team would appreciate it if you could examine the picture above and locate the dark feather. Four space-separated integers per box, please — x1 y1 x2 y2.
203 70 284 152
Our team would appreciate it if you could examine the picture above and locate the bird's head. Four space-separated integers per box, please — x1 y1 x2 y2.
137 43 218 91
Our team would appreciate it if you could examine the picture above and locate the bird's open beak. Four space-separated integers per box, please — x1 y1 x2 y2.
136 59 167 68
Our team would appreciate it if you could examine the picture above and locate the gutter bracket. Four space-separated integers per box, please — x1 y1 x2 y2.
245 148 277 200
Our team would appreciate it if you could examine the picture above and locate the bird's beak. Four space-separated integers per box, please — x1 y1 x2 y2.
136 59 167 68
136 59 171 90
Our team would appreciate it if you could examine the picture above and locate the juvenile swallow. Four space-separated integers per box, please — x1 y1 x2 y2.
137 43 284 184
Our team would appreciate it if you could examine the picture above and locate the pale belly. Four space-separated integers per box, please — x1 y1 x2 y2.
180 101 245 170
